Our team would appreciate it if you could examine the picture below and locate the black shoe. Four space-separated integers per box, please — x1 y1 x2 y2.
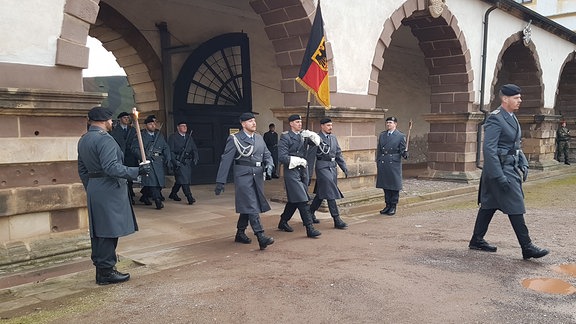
154 199 164 210
256 233 274 250
272 175 279 179
311 215 320 224
565 162 571 165
169 193 181 201
187 196 196 205
140 196 152 205
333 216 348 229
265 175 272 180
386 206 396 215
96 268 130 285
306 225 321 238
469 239 497 252
234 231 252 244
278 220 294 232
379 206 391 215
522 243 549 260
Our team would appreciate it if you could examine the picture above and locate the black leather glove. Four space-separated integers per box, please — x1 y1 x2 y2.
138 162 151 176
497 176 510 192
402 151 409 159
175 160 183 169
343 170 349 178
214 183 225 195
521 166 528 182
194 157 199 165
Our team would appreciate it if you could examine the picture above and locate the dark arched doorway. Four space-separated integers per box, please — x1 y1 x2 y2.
173 33 253 184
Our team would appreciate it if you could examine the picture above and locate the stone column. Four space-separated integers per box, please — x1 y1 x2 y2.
520 113 563 170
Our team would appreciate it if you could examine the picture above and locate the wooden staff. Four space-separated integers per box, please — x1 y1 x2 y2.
405 119 413 151
132 107 149 163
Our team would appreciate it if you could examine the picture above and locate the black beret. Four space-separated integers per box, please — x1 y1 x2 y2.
144 115 157 124
288 114 301 122
269 123 275 128
88 107 114 121
320 118 332 124
500 84 521 96
117 112 130 119
239 112 256 122
176 121 187 126
385 116 398 122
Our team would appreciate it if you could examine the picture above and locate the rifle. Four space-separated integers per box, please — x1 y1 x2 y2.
145 122 164 161
175 131 194 166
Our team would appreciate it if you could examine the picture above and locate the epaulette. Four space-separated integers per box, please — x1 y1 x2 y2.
490 109 500 115
282 131 289 134
98 130 108 135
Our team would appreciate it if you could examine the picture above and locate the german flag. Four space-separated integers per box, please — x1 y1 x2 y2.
296 2 330 109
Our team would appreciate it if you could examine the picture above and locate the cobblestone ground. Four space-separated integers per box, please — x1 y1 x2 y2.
1 169 576 323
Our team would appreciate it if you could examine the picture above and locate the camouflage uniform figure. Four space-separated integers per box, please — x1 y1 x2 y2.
556 121 571 165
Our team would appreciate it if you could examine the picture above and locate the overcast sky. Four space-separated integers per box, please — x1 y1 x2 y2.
83 37 126 77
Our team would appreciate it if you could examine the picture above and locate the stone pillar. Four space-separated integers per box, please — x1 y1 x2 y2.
0 88 104 268
520 113 563 170
422 112 483 182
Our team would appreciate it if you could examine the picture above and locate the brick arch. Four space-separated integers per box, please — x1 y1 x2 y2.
89 2 163 118
371 1 474 113
490 34 544 114
249 0 330 107
554 52 576 119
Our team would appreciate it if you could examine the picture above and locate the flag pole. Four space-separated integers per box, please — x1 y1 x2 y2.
305 91 311 130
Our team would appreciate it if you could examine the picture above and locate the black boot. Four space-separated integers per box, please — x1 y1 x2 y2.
169 192 181 201
311 213 320 224
234 229 252 244
154 199 164 210
186 195 196 205
379 205 391 215
256 232 274 250
140 196 152 205
333 216 348 229
306 224 321 238
469 238 497 252
522 243 549 260
96 268 130 285
386 204 396 215
278 219 294 232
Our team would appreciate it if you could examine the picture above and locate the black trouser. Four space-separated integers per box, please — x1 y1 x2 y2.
171 183 193 197
280 202 313 226
91 237 118 269
471 208 531 247
383 189 399 206
237 213 264 234
309 195 339 217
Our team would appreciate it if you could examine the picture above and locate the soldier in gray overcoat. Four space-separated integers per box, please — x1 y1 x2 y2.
110 112 138 204
132 115 171 210
78 107 150 285
469 84 548 260
309 118 349 229
168 121 199 205
277 114 322 238
214 112 275 250
376 116 407 215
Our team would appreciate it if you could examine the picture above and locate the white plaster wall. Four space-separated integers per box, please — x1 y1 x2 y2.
0 0 65 66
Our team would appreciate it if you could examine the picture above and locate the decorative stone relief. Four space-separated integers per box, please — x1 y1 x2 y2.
428 0 445 18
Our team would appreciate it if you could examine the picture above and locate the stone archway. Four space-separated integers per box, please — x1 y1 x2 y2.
89 2 163 119
371 1 477 181
553 51 576 164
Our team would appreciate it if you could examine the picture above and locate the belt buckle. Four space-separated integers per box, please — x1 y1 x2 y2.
330 157 335 162
255 161 261 167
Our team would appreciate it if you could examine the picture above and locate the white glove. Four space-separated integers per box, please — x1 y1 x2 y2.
289 156 308 169
301 130 321 146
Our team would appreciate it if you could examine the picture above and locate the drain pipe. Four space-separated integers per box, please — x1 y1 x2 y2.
476 4 498 169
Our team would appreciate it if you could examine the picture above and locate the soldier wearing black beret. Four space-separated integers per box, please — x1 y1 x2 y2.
469 84 548 259
110 111 138 204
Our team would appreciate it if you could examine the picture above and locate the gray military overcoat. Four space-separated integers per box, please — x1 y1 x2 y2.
375 130 406 191
78 126 139 238
132 130 171 187
110 124 138 167
478 107 528 215
168 132 199 185
312 132 347 200
279 131 316 203
216 131 273 214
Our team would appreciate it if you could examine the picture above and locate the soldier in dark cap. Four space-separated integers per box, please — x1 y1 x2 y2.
263 123 279 179
277 114 322 238
469 84 549 260
556 120 571 165
78 107 151 285
110 111 138 204
168 121 199 204
376 116 408 216
309 118 349 229
132 115 171 209
214 112 275 250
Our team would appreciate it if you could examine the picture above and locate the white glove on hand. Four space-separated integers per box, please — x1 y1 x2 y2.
301 130 321 146
289 156 308 169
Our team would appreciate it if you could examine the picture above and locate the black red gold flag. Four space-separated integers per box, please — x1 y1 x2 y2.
296 2 330 108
